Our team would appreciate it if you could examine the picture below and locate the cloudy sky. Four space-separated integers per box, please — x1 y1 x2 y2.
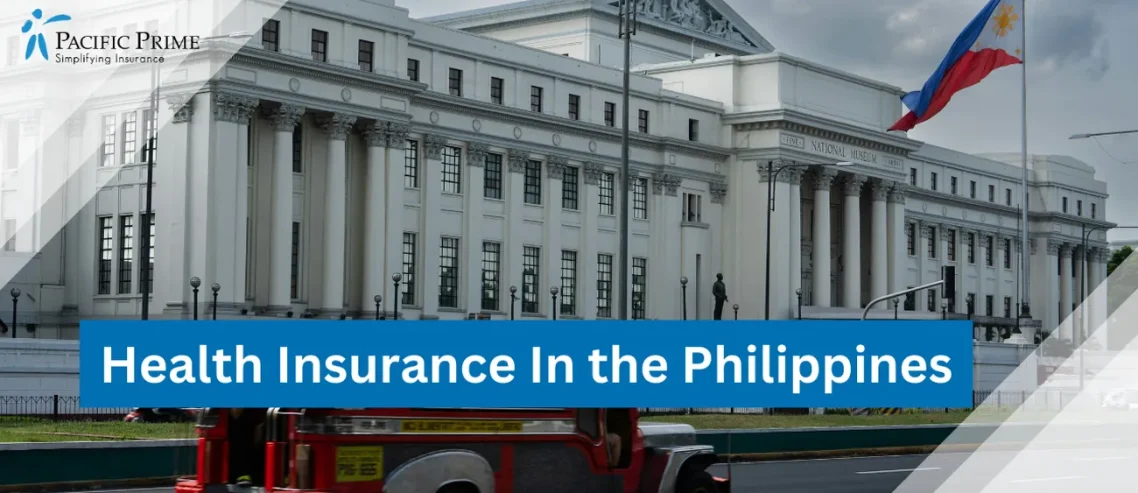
400 0 1138 240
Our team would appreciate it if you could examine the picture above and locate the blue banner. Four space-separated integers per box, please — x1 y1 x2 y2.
79 320 973 408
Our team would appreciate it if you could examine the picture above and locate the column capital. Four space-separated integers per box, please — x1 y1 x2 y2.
1046 239 1063 256
166 94 195 124
812 166 840 190
18 111 39 137
423 134 448 160
784 167 805 185
626 170 642 191
1100 248 1112 262
842 174 867 196
266 103 305 131
919 221 933 239
979 235 992 249
66 111 85 135
1014 238 1023 253
583 162 605 185
1059 243 1075 258
663 174 683 196
870 180 891 201
467 142 490 167
319 113 357 141
386 122 410 147
213 93 260 124
887 183 909 204
905 220 914 238
507 149 529 173
363 122 388 148
710 180 728 204
546 155 568 179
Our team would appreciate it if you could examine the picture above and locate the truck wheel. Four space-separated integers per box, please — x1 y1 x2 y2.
676 470 720 493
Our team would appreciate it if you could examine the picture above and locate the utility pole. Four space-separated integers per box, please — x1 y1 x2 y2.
140 56 159 320
617 0 637 320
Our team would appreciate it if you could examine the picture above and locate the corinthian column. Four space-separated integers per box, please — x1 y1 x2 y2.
266 104 305 314
870 180 889 302
361 122 388 315
842 175 866 308
811 167 839 307
319 113 357 316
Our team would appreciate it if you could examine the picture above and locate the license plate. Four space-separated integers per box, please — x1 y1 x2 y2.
335 446 383 483
401 419 524 433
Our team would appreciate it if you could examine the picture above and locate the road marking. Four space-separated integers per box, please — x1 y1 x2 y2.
856 467 941 475
1073 456 1130 461
1008 476 1084 484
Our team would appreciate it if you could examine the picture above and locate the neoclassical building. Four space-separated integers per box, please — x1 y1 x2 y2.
0 0 1112 342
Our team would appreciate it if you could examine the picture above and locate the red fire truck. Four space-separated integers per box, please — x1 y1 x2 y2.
175 407 729 493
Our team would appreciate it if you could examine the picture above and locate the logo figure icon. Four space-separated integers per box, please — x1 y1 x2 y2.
22 9 71 60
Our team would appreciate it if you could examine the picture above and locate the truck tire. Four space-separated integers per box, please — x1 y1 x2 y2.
437 482 480 493
676 470 720 493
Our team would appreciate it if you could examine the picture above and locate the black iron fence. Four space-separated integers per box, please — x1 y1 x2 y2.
0 395 132 421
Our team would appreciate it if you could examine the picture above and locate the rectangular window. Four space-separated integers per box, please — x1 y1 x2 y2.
927 226 937 259
988 185 995 202
683 193 702 222
966 293 975 315
404 139 419 188
985 235 994 267
688 119 699 141
438 237 460 309
632 258 647 319
604 102 615 127
2 218 14 252
969 180 976 198
1062 197 1068 213
483 153 503 199
1092 203 1097 219
568 94 580 120
638 109 649 133
290 222 301 299
140 213 154 294
967 233 975 263
530 86 543 112
598 172 615 215
441 146 462 194
481 242 501 311
1006 188 1013 206
101 114 116 167
448 68 463 97
947 229 956 262
524 160 542 205
950 176 957 195
522 246 541 314
97 217 113 294
292 125 303 173
121 111 137 164
930 172 938 191
597 254 613 318
1077 199 1083 216
632 178 648 220
1003 238 1011 268
560 250 577 316
562 166 579 210
909 168 917 186
142 109 157 160
1004 297 1012 318
118 215 133 294
407 58 419 81
402 233 417 305
311 29 327 62
927 289 937 312
358 40 374 72
261 19 279 52
907 223 916 256
985 295 994 317
490 77 504 105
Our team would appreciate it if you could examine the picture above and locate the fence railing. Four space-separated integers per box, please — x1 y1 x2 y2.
0 395 132 421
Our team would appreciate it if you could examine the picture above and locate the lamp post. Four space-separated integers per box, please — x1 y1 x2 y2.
10 288 20 338
211 283 220 321
763 160 853 319
190 277 201 321
680 276 688 320
795 288 802 319
509 285 518 320
941 302 947 320
391 273 402 322
892 298 899 320
616 0 638 321
732 304 739 321
550 286 560 320
374 295 382 321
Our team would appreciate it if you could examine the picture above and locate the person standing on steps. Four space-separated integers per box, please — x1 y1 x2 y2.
713 273 728 320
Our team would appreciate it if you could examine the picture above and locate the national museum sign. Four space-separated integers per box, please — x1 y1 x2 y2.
780 132 903 171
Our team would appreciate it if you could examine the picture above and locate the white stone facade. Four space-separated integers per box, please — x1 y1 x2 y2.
0 0 1112 342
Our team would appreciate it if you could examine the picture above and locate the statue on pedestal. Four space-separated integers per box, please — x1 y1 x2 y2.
713 273 728 320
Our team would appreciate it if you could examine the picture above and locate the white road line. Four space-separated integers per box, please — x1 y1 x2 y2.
1073 456 1130 461
1007 476 1084 484
856 467 941 475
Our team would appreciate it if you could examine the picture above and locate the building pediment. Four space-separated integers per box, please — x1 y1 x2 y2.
602 0 773 51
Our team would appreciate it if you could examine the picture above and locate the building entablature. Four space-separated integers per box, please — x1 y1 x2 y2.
728 111 920 158
904 211 1024 242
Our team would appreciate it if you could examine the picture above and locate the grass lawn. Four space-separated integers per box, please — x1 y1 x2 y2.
0 417 196 443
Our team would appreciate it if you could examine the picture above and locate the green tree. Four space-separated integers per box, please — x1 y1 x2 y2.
1108 246 1133 276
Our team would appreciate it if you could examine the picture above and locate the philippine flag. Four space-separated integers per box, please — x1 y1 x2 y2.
889 0 1024 132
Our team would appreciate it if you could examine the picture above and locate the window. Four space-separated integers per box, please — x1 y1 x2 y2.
101 114 116 167
1092 203 1097 219
597 254 613 318
439 237 460 309
1006 188 1013 206
118 215 133 294
6 36 18 66
524 160 542 205
140 213 154 294
967 233 975 263
927 289 937 312
969 180 976 199
568 94 580 120
484 153 502 199
481 242 501 311
985 235 994 267
604 102 615 127
907 223 916 255
638 109 649 133
441 146 462 194
1062 197 1068 213
401 233 417 305
404 139 419 188
1004 297 1012 318
311 29 327 62
358 40 374 72
966 293 975 315
985 295 994 317
632 258 647 319
1077 200 1083 216
292 125 303 173
988 185 995 202
142 109 157 160
929 172 938 191
490 77 504 105
121 112 137 164
261 19 279 52
2 218 14 251
1003 238 1011 268
290 222 301 299
632 178 648 220
530 86 543 112
947 229 956 261
688 119 699 141
522 247 541 314
909 168 917 186
97 217 113 295
560 250 577 316
683 193 702 222
407 58 419 81
927 226 937 259
562 166 579 210
448 68 463 97
4 122 17 170
950 176 957 195
598 172 615 215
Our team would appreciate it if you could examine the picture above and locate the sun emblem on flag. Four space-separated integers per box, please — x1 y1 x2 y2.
991 3 1019 37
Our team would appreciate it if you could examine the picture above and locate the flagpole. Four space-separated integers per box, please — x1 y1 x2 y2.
1019 0 1032 328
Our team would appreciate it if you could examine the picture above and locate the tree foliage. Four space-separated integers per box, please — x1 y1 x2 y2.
1108 246 1133 276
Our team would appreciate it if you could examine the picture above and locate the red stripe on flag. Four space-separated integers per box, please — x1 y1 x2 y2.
889 48 1022 132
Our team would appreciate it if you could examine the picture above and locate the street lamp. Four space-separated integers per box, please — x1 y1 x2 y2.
550 286 560 321
509 285 518 320
211 283 220 320
391 273 402 322
10 288 20 338
763 160 854 319
374 294 382 321
680 276 688 320
1070 130 1138 140
941 302 947 320
190 277 201 320
892 298 899 320
732 303 739 321
795 288 803 319
616 0 638 321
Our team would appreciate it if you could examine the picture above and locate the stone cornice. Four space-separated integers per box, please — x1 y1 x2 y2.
208 79 411 127
729 110 919 156
225 50 425 99
907 187 1023 216
904 211 1020 239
